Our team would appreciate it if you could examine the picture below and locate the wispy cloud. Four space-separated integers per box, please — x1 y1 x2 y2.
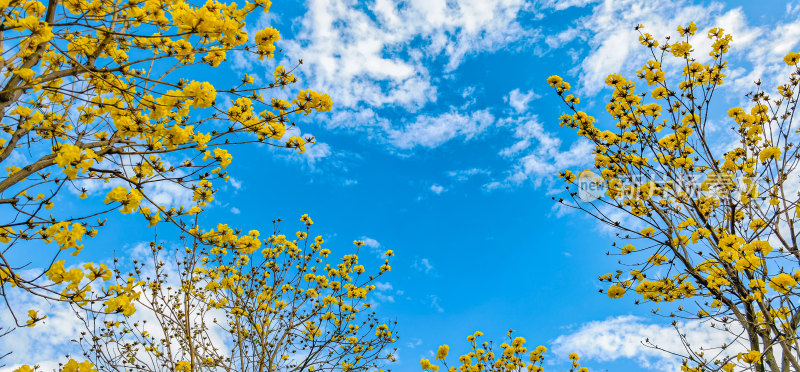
447 168 491 182
488 115 592 190
552 315 744 372
285 0 535 108
228 177 243 191
359 236 389 258
273 0 535 151
429 184 446 195
544 0 795 99
368 282 396 306
0 290 85 371
361 237 381 249
387 109 495 150
413 258 434 274
504 88 540 113
428 295 444 313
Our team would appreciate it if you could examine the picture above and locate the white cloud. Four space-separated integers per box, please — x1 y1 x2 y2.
725 13 800 94
430 184 446 194
321 108 495 151
579 2 720 95
230 207 241 214
504 88 539 113
361 237 381 249
300 141 333 167
507 138 592 187
228 177 243 190
276 138 359 174
372 291 395 303
545 0 600 11
549 1 774 96
447 168 491 182
413 258 434 274
388 109 495 150
552 315 745 372
428 295 444 313
285 0 534 106
145 180 196 207
545 27 583 49
359 236 388 258
0 291 84 371
276 0 533 150
491 115 593 189
552 1 800 102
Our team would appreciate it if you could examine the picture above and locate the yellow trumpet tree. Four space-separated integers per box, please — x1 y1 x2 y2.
425 22 800 372
0 0 331 322
547 23 800 372
12 216 398 372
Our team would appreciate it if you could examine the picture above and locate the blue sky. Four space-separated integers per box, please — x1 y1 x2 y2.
4 0 800 371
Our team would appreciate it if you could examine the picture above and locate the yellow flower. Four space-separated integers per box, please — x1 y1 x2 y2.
436 345 449 360
677 21 698 36
737 350 761 364
420 358 439 371
61 359 97 372
769 273 797 293
559 170 577 183
651 86 668 99
182 81 216 108
759 146 781 162
254 27 280 59
286 136 306 153
174 361 191 372
0 226 16 243
648 254 669 266
607 285 626 299
54 143 83 168
26 309 45 326
104 187 143 214
669 41 693 57
784 52 800 66
546 75 563 87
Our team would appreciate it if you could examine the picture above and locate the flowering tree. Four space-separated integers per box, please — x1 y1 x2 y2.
51 216 397 372
423 22 800 372
10 216 397 371
0 0 331 324
546 23 800 372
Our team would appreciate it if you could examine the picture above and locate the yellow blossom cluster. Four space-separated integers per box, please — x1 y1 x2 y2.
0 0 334 320
423 331 587 372
70 216 397 372
14 359 98 372
549 22 800 371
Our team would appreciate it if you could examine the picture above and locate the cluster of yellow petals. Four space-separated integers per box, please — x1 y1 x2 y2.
547 22 800 372
423 331 587 372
